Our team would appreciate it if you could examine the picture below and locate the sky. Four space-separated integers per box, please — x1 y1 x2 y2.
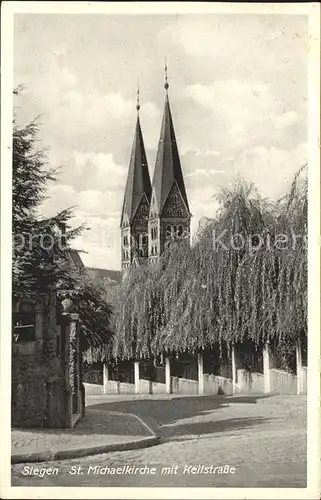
14 13 308 270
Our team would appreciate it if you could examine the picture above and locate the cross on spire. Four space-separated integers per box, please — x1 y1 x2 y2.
121 84 151 229
164 58 169 93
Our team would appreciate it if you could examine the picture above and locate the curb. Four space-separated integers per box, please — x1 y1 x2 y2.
11 435 161 464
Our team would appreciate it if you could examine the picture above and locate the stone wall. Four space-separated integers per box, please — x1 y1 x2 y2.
12 352 68 428
171 377 198 395
12 295 84 429
301 367 307 393
203 374 233 395
270 369 297 394
84 382 104 395
236 368 307 395
84 367 307 397
12 354 47 428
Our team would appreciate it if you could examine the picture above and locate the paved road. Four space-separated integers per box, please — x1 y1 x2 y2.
12 395 306 488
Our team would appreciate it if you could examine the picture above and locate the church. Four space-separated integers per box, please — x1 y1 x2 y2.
120 67 191 271
83 70 307 398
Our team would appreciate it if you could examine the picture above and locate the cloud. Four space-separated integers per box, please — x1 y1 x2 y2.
181 147 220 157
185 80 302 152
40 183 122 269
14 14 308 269
274 110 299 130
189 185 221 237
235 142 308 200
58 90 134 130
70 151 127 190
73 214 121 269
42 183 123 218
40 184 77 216
186 168 224 179
15 56 158 164
158 16 307 94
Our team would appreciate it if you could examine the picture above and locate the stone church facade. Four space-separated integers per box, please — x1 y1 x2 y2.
120 72 191 271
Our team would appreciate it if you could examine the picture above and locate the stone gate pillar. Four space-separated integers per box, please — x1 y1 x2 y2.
69 312 80 414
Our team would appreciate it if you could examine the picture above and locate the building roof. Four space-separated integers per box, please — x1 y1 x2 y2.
67 249 85 269
120 115 152 226
151 94 190 216
86 267 122 285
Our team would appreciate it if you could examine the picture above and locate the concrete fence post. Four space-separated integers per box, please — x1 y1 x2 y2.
103 363 108 395
134 361 140 394
296 341 302 395
263 343 270 394
198 352 204 395
232 346 236 395
165 356 171 394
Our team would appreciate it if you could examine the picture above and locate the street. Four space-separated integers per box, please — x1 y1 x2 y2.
11 394 307 487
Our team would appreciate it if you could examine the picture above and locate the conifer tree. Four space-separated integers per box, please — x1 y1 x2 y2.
12 89 113 352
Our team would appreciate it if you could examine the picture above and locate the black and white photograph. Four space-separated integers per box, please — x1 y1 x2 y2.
1 2 320 499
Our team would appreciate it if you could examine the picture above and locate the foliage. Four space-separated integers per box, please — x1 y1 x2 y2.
12 108 83 298
112 169 307 360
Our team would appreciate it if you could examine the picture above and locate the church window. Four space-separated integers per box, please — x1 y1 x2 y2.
141 205 147 215
172 194 178 204
166 225 181 239
177 209 182 217
142 235 148 245
167 208 173 216
123 235 129 246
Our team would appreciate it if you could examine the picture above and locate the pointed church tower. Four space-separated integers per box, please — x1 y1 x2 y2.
148 64 191 263
121 88 152 271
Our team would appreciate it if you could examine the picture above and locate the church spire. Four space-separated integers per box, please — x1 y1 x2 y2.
150 64 190 217
136 80 140 115
120 88 152 227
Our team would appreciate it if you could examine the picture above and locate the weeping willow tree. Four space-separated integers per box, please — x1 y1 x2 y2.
112 168 307 365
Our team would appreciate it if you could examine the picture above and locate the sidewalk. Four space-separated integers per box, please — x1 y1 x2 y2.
12 408 160 464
